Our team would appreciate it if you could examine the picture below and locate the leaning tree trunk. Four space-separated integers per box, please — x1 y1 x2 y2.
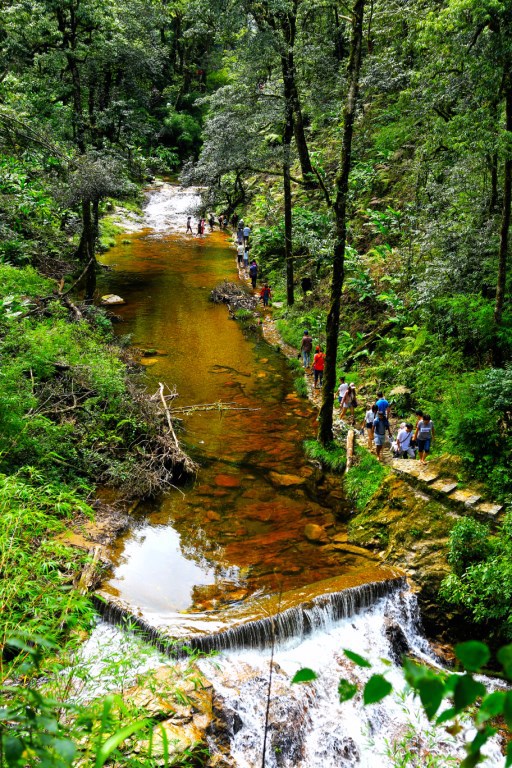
493 74 512 365
318 0 365 445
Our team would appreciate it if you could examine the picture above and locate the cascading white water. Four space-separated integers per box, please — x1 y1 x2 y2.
143 183 202 232
198 589 504 768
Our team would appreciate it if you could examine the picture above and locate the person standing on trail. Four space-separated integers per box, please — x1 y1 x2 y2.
208 214 215 231
313 346 325 389
186 216 193 234
338 377 348 409
376 391 390 417
300 330 313 368
249 260 258 288
231 213 239 228
243 245 250 271
260 284 272 307
236 241 244 267
396 423 415 459
243 224 251 245
373 409 392 462
361 403 378 450
414 414 435 464
340 383 358 425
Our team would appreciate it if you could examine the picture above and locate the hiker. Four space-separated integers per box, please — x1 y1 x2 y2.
208 214 215 231
396 423 415 459
373 410 393 462
236 241 244 267
338 377 348 409
249 260 258 289
361 403 378 450
197 219 202 236
341 383 358 425
414 414 435 464
260 284 271 307
186 216 193 234
231 213 239 228
237 227 243 245
313 346 325 389
300 330 313 368
243 245 250 271
243 224 251 245
376 391 390 417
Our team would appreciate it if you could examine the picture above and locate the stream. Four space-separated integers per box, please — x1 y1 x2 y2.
91 182 503 766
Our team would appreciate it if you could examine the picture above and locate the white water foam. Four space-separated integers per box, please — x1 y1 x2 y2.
143 184 202 233
198 590 504 768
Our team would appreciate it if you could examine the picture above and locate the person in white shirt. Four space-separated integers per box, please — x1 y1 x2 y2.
361 403 378 449
338 377 348 410
396 422 415 458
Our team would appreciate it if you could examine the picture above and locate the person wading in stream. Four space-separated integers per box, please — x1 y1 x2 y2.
186 216 193 234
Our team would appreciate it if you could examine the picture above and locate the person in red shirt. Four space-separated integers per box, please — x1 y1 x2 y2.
313 346 325 389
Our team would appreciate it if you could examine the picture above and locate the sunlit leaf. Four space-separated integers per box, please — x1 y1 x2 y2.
344 649 371 668
363 675 392 705
291 668 317 684
338 678 357 703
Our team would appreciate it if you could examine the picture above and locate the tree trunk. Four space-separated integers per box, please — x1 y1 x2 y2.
493 73 512 364
283 51 295 305
79 199 97 304
280 8 315 185
318 0 365 445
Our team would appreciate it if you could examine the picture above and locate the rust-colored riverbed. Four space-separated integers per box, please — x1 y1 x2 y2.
99 184 381 630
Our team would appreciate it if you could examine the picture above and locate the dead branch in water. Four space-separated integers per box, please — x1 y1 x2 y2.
169 401 260 414
157 382 180 449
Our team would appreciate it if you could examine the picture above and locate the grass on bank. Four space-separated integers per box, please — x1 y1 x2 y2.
344 444 390 512
304 439 346 472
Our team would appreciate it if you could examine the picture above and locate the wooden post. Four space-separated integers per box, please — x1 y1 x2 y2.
346 429 355 473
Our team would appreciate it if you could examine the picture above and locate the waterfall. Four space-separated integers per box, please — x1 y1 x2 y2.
93 574 406 656
198 589 504 768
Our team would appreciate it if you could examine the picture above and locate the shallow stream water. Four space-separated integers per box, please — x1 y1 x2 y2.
99 183 385 632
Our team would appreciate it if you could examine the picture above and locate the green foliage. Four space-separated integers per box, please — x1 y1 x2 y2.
295 640 512 768
304 439 346 473
446 518 492 577
441 512 512 641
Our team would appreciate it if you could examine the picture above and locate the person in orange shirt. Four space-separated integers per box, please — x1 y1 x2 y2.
313 346 325 389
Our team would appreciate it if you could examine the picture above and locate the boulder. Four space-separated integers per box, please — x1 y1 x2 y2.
101 294 125 305
304 523 328 544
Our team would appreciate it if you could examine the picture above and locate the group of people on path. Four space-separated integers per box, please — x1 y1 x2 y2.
358 391 435 463
186 212 238 236
233 222 273 308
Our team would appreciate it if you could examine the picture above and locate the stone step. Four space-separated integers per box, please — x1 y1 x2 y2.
474 501 504 519
430 479 459 495
448 489 481 507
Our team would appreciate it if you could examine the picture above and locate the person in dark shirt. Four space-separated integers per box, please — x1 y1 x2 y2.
300 330 313 368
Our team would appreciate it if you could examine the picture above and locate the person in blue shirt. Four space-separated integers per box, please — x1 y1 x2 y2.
375 391 390 416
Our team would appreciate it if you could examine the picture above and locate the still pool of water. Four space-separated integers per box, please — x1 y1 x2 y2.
99 184 381 628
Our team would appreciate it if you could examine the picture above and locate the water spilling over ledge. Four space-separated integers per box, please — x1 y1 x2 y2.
93 567 406 654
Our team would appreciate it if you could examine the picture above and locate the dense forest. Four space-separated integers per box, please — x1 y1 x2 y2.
1 0 512 765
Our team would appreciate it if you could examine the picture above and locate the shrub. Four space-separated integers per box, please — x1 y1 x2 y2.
446 517 492 576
